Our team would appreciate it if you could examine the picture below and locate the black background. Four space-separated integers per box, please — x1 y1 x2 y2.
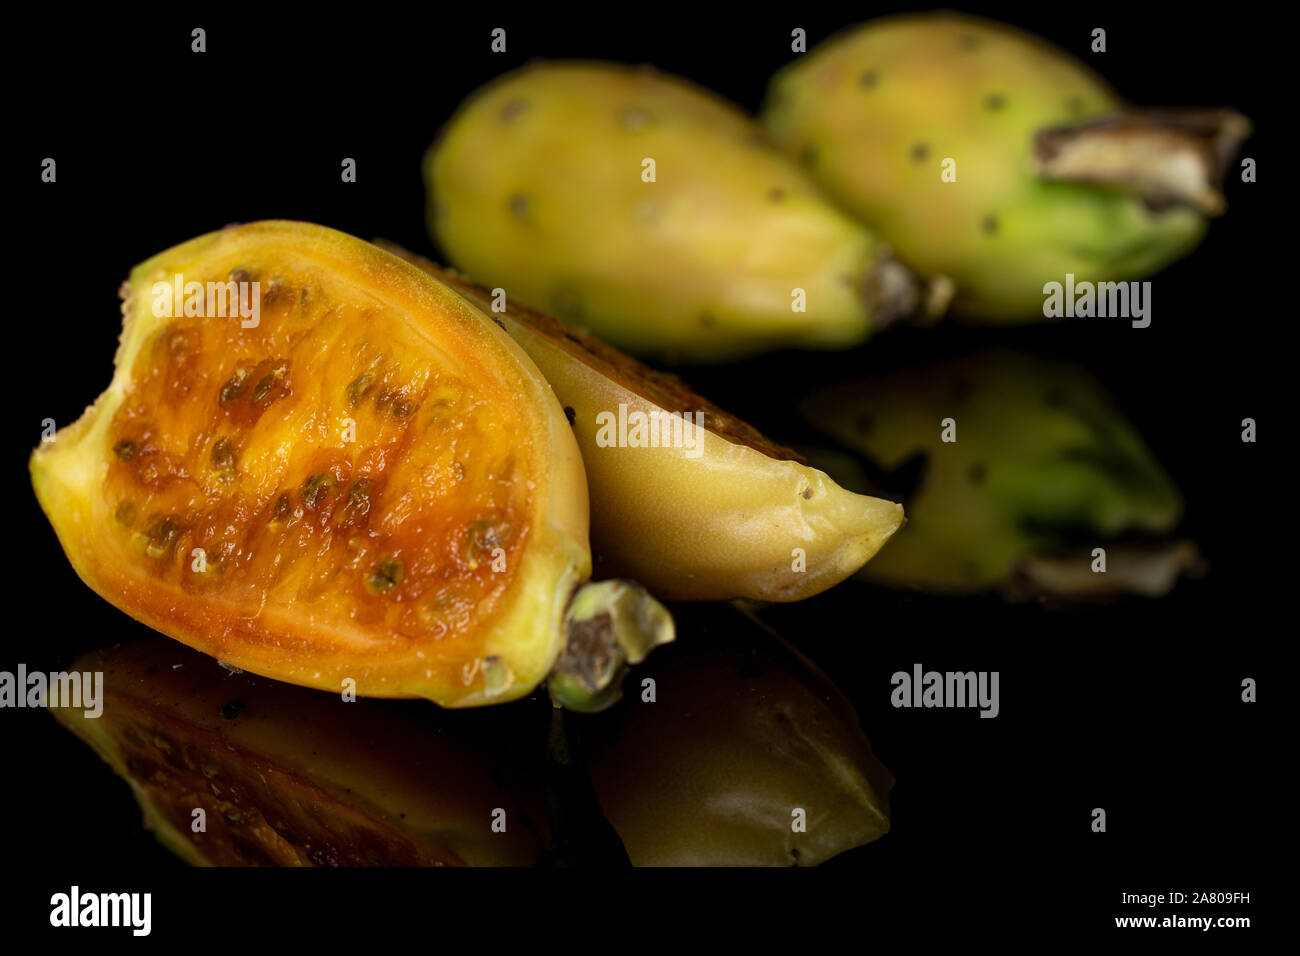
6 5 1279 942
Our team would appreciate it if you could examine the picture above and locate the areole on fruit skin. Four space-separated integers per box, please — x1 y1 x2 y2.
762 12 1250 320
30 221 671 709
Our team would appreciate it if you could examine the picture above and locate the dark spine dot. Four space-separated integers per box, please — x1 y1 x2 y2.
910 143 929 163
221 700 246 720
620 107 653 131
499 98 528 121
981 215 998 235
958 33 981 51
769 187 786 202
1066 96 1086 116
509 194 529 218
968 462 988 485
859 69 879 88
985 93 1005 111
800 144 818 168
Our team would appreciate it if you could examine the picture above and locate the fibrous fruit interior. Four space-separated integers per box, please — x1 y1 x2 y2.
31 222 589 706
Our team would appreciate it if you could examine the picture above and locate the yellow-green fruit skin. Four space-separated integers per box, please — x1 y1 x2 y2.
763 13 1207 320
802 351 1184 593
426 62 893 360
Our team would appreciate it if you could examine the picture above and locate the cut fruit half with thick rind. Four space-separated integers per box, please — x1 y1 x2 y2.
380 244 905 602
30 221 591 707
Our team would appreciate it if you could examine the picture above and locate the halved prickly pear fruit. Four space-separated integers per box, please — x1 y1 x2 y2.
50 638 549 865
582 603 893 866
762 13 1250 320
381 245 904 602
425 61 928 361
30 221 607 707
801 351 1196 599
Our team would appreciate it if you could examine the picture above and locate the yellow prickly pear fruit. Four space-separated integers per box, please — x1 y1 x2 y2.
762 13 1250 320
380 243 904 602
425 61 922 361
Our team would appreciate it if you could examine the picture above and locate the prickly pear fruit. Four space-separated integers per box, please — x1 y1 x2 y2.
50 638 550 865
30 221 672 708
425 61 923 361
379 243 904 602
801 351 1197 599
763 13 1250 320
583 603 893 866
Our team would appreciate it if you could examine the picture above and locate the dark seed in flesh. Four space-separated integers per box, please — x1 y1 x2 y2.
113 440 137 461
220 368 252 405
251 363 287 404
211 437 234 469
145 516 180 559
343 480 372 522
300 473 335 510
367 556 404 594
347 373 374 406
464 518 507 567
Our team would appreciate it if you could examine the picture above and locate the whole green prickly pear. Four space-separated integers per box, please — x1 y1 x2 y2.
425 61 923 361
800 351 1199 600
762 13 1250 321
